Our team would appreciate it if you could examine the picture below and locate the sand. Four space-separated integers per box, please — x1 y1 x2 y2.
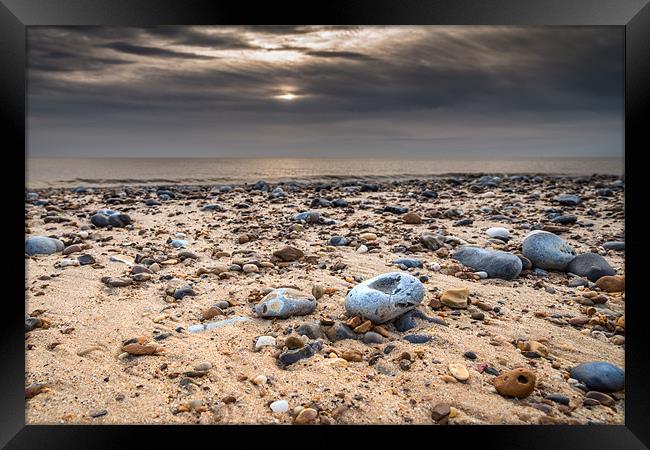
24 175 625 424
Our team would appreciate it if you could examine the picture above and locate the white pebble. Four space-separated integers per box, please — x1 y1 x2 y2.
475 271 488 279
255 335 276 350
356 245 368 254
175 232 186 238
486 227 510 239
431 263 441 272
270 400 289 413
59 258 80 267
253 375 267 385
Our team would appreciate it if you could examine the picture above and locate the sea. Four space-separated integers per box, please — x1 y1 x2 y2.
26 157 624 189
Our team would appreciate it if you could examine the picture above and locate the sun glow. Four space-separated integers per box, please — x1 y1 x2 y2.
276 93 297 101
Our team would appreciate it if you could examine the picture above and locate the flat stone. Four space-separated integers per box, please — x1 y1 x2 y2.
255 288 317 319
448 363 469 381
344 272 425 324
273 246 304 262
440 287 469 309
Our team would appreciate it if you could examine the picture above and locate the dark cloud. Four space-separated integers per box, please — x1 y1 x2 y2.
27 26 623 158
305 50 376 61
99 41 217 59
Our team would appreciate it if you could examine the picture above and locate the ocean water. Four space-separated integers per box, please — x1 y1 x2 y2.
26 157 624 189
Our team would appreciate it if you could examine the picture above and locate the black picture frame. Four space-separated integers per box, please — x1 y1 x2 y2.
2 0 649 447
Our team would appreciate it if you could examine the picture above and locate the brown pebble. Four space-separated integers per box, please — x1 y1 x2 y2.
284 335 305 350
494 368 536 398
595 275 624 292
431 403 451 421
585 391 615 407
354 320 372 333
294 407 318 425
341 350 363 362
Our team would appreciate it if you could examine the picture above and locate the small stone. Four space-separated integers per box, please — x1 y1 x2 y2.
448 363 469 381
566 253 616 282
341 350 363 362
522 231 576 271
403 212 422 224
545 394 570 405
404 334 432 344
595 275 625 292
470 312 484 321
253 375 268 386
494 368 536 398
255 336 277 351
312 285 325 300
440 287 469 309
243 263 259 273
362 331 386 344
284 335 305 349
272 246 304 262
294 408 319 424
270 400 289 413
194 362 212 371
585 391 615 407
464 351 477 360
353 320 372 333
255 288 317 319
452 246 522 280
431 403 451 422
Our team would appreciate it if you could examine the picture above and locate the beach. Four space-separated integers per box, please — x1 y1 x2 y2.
24 172 625 424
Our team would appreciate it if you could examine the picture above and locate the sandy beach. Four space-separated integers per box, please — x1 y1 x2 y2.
24 174 625 425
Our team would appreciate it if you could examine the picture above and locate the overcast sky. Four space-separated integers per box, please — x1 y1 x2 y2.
27 26 623 158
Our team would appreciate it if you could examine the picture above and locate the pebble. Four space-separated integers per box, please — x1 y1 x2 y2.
329 236 349 246
272 246 304 262
404 334 432 344
420 233 443 251
278 341 321 367
91 211 132 228
431 403 451 422
295 322 323 339
448 363 470 381
357 245 369 254
545 394 570 405
486 227 510 240
570 361 624 392
522 231 576 270
566 253 616 282
253 375 268 386
344 272 425 323
393 258 423 268
602 241 624 251
101 277 132 288
255 335 277 350
440 287 469 309
323 322 356 341
293 211 321 224
464 351 477 360
595 275 625 292
362 331 386 344
58 258 80 267
452 246 522 280
170 239 187 249
294 408 319 424
194 362 212 371
494 368 536 398
270 400 289 413
402 212 422 224
242 263 259 273
255 288 317 319
25 236 64 256
585 391 615 407
554 194 582 206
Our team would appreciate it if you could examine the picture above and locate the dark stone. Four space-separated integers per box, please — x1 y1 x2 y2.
566 253 616 282
362 331 386 344
384 205 408 214
403 334 432 344
464 351 477 360
77 254 95 265
570 361 625 392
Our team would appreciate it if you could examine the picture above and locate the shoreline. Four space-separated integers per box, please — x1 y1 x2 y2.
25 172 624 191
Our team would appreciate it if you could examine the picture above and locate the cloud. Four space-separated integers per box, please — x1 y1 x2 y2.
99 41 217 59
27 26 623 158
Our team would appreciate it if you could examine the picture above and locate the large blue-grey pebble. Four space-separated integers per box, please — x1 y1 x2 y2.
344 272 425 324
255 288 317 319
452 246 522 280
570 361 624 392
522 231 576 270
25 236 64 255
566 253 616 282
